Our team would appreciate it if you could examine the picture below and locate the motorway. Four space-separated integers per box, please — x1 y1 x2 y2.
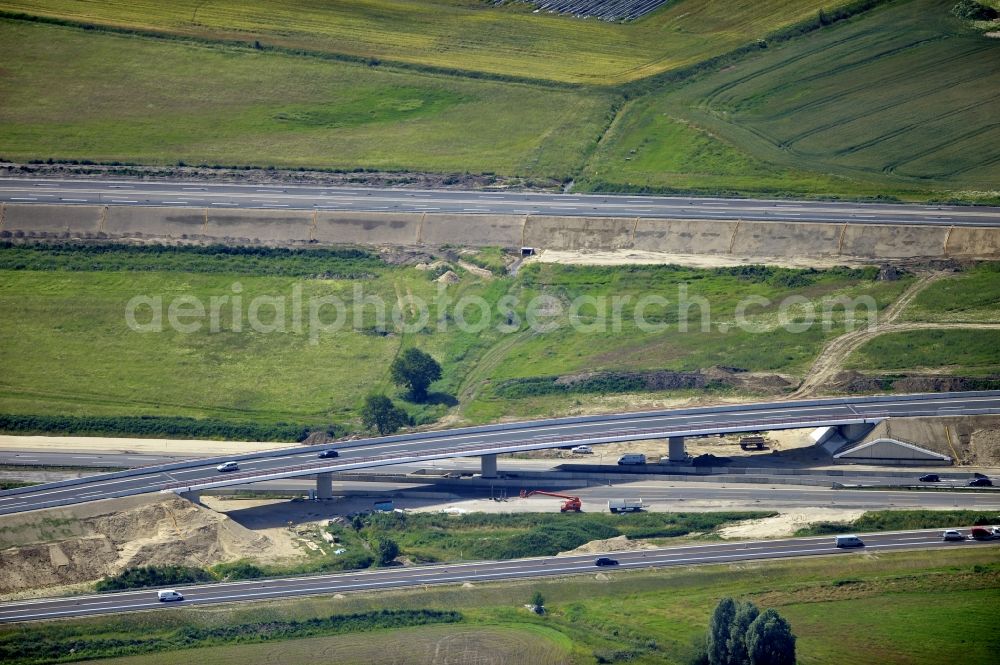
3 177 1000 226
0 529 994 623
2 391 1000 516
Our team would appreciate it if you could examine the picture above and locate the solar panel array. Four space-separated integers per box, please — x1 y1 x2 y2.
513 0 670 21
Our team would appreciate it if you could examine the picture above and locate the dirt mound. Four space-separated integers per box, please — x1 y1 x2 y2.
826 371 1000 394
558 535 658 556
0 494 294 598
968 427 1000 466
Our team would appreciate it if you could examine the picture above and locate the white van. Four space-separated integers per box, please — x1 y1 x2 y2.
157 589 184 602
835 535 864 548
617 454 646 466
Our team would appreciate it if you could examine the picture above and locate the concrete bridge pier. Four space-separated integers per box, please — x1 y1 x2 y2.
480 454 498 479
316 472 334 500
667 436 687 462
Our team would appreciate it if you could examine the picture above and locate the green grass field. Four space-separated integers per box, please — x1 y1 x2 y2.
579 0 1000 200
0 18 611 176
82 625 573 665
902 264 1000 323
845 328 1000 375
0 249 913 431
0 0 995 200
3 548 997 665
0 0 838 85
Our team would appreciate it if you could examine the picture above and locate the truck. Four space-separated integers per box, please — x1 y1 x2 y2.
608 498 644 514
617 454 646 466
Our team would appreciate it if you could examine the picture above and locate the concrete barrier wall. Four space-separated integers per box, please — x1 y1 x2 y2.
732 220 843 257
206 209 314 244
314 211 422 245
105 206 208 239
420 213 524 247
840 224 949 259
2 204 104 235
945 226 1000 258
633 218 738 254
523 215 635 250
4 204 1000 262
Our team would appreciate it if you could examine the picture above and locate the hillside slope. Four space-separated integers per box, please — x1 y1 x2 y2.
581 0 1000 200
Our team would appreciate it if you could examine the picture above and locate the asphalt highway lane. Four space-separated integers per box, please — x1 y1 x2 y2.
0 529 993 623
2 392 1000 515
2 178 998 226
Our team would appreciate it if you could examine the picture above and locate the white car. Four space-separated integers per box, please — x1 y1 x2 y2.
571 445 593 454
157 589 184 602
942 529 965 542
216 461 239 472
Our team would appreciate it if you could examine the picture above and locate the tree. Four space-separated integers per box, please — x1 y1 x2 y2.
389 348 442 402
726 600 760 665
375 537 399 566
951 0 998 20
707 598 737 665
746 609 796 665
360 394 408 435
531 590 545 608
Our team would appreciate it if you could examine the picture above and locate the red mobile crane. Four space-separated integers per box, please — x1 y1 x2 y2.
519 489 583 512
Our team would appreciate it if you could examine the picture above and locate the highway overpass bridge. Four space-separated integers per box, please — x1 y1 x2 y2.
2 391 999 516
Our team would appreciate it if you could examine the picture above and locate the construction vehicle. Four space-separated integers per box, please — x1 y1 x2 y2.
519 489 583 512
739 436 767 451
608 498 644 514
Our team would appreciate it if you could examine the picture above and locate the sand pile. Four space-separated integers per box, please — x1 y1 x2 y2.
558 534 659 556
0 494 295 598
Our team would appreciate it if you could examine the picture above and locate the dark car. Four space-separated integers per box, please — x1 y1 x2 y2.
594 557 619 567
970 527 994 541
918 474 940 482
317 449 339 459
969 477 993 487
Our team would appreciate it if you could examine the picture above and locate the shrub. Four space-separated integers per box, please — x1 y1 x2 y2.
951 0 998 20
95 565 212 592
0 413 314 442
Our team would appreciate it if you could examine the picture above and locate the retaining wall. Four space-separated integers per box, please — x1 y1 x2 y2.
314 211 421 245
523 215 636 250
632 218 738 254
3 204 1000 261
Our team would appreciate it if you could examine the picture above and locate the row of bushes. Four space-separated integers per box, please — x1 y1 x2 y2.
0 242 381 277
95 565 212 592
493 372 724 399
354 510 775 560
0 414 314 442
0 609 462 664
794 510 1000 536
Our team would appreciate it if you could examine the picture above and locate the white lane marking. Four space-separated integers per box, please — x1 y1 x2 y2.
62 198 87 202
0 530 973 610
110 199 138 203
0 473 168 503
0 539 969 620
162 201 189 205
210 202 237 206
4 398 996 503
10 197 37 200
